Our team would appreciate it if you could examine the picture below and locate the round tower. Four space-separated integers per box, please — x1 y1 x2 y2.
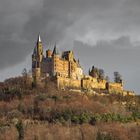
46 49 52 58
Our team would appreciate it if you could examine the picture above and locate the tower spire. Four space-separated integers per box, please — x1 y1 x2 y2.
52 43 59 55
37 34 42 43
36 34 43 62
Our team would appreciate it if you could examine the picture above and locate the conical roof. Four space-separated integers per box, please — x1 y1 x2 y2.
37 34 42 43
52 44 59 55
33 47 37 54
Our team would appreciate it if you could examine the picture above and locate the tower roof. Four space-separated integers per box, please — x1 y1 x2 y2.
37 34 42 43
52 44 59 55
33 47 37 54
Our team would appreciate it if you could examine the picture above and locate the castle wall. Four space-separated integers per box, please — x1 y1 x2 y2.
107 82 123 93
122 90 135 96
32 68 46 88
32 68 41 79
70 61 81 79
57 76 81 89
81 76 106 90
57 75 123 92
46 59 53 75
53 56 69 77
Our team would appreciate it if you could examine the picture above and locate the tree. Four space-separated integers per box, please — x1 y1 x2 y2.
94 68 99 78
105 76 110 82
21 68 28 87
16 120 24 140
114 72 122 83
90 66 100 78
96 131 112 140
22 68 27 77
99 69 105 80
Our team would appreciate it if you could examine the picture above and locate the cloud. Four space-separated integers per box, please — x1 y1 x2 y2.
22 0 140 48
94 36 134 49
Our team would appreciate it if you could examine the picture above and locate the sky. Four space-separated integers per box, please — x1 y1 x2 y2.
0 0 140 94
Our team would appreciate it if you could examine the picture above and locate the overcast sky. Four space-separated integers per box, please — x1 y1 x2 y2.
0 0 140 94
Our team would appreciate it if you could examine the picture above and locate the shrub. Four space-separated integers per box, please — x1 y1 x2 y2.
62 109 72 121
50 95 60 102
96 131 113 140
71 116 80 124
7 110 23 119
16 120 24 140
36 94 47 101
79 113 91 124
90 116 96 125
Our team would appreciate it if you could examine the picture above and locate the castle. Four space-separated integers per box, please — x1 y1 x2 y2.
32 35 135 96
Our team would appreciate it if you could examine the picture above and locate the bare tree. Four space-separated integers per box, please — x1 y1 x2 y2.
22 68 27 77
99 69 105 80
105 76 110 82
114 72 122 83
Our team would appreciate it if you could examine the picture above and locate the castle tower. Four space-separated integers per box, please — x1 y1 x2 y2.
46 49 52 58
52 44 60 76
32 34 44 84
52 43 59 56
36 34 43 63
68 51 74 78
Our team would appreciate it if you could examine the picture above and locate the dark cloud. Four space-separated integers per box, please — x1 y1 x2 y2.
0 40 31 70
1 0 140 92
95 36 133 49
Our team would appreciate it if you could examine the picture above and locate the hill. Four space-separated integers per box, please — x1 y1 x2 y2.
0 76 140 140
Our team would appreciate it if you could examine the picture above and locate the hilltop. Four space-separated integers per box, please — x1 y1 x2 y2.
0 76 140 140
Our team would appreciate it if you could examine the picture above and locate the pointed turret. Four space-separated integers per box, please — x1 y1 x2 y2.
52 46 57 55
32 34 43 69
37 34 42 43
78 59 80 64
36 34 43 62
52 43 59 56
33 47 37 55
88 68 91 75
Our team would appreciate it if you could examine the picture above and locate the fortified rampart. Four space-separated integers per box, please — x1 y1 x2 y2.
57 76 81 89
81 76 106 90
107 82 123 93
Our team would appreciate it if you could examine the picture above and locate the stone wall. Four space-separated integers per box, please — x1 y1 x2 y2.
81 76 106 90
56 75 124 94
122 90 135 96
32 68 41 81
107 82 123 93
57 76 81 89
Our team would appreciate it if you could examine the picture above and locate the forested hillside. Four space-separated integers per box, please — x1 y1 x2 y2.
0 76 140 140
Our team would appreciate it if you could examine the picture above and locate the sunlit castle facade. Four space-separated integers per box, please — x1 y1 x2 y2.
32 35 84 84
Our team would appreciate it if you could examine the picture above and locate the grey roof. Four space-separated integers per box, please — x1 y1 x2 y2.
52 44 59 55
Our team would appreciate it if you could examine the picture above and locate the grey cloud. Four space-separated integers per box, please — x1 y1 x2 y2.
95 36 133 49
0 40 31 70
23 0 132 44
